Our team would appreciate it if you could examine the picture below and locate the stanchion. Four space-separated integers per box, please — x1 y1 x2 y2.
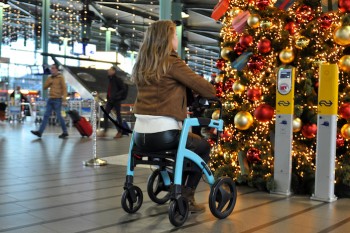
272 66 295 196
83 92 108 166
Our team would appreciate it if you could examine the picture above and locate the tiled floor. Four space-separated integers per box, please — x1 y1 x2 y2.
1 122 350 233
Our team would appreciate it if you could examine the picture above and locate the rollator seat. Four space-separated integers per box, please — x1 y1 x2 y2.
132 149 177 159
130 148 177 169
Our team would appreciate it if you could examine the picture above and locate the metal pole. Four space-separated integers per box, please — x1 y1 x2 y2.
84 92 108 166
63 38 68 65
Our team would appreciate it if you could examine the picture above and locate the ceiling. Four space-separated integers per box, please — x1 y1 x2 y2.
3 0 221 75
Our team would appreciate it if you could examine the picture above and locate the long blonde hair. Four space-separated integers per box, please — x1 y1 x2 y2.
132 20 176 86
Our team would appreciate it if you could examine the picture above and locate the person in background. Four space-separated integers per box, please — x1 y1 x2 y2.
0 102 6 121
10 86 30 117
10 86 27 104
132 20 216 213
31 64 68 138
101 66 125 139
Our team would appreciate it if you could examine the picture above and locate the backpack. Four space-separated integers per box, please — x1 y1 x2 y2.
120 82 128 100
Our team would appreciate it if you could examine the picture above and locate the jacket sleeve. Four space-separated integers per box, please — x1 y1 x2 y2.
61 76 67 101
43 77 53 89
168 57 216 98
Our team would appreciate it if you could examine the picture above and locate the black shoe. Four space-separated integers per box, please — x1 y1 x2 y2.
31 130 42 138
59 133 69 139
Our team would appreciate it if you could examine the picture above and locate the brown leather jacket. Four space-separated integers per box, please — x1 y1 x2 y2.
134 51 216 121
44 73 67 101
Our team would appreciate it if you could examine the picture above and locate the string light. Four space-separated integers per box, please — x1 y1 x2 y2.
211 1 350 193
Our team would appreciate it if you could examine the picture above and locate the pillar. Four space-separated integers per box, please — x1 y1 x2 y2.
159 0 184 59
159 0 172 20
41 0 50 99
105 30 111 51
0 6 3 58
41 0 50 65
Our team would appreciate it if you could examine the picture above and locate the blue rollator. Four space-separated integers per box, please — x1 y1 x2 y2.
121 99 237 227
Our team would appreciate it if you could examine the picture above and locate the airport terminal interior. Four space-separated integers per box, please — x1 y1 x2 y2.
1 0 350 232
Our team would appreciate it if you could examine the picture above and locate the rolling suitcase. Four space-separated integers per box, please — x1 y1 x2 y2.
75 117 93 137
68 110 93 137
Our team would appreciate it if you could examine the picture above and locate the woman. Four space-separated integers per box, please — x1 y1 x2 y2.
132 20 216 212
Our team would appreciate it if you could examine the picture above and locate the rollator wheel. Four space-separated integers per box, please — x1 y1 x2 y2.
147 169 171 204
209 177 237 219
121 186 143 213
168 198 189 227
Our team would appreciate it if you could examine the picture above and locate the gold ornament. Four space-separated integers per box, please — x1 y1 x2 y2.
293 118 302 132
215 73 225 83
234 111 253 130
260 19 272 29
212 109 221 120
221 46 233 60
247 14 261 29
229 7 241 17
339 55 350 72
279 47 295 64
334 26 350 46
232 81 245 94
341 123 350 139
295 36 310 49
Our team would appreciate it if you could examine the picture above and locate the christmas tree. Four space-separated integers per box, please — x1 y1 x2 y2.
210 0 350 196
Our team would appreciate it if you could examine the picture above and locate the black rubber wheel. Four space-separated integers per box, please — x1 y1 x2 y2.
209 177 237 219
168 198 189 227
147 169 171 204
121 186 143 213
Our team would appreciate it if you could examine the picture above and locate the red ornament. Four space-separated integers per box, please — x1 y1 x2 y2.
239 34 254 47
339 0 350 13
318 15 332 30
247 148 261 163
207 138 215 147
257 38 271 54
255 0 270 10
215 82 223 98
222 129 233 142
254 104 274 122
234 42 246 55
216 59 226 70
247 86 262 101
337 133 345 148
339 103 350 119
224 78 235 92
247 55 265 74
285 22 297 35
296 5 314 24
302 123 317 139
